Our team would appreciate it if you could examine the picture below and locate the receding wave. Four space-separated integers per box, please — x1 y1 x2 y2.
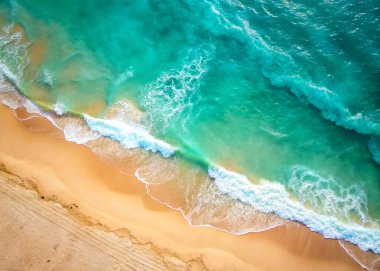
84 114 176 158
209 166 380 253
1 74 380 254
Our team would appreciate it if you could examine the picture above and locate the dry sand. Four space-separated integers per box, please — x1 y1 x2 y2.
0 103 364 271
0 169 185 271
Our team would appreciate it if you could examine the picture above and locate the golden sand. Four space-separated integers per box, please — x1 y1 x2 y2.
0 103 366 271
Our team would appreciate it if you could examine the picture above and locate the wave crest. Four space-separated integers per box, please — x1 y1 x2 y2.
209 165 380 253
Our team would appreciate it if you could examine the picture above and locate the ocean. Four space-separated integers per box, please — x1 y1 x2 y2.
0 0 379 264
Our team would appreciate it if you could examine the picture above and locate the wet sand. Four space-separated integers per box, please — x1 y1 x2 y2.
0 103 364 271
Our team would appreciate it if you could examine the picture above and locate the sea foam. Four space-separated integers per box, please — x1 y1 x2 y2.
288 166 370 224
7 80 378 254
2 59 379 257
83 114 176 157
141 47 211 132
208 166 380 253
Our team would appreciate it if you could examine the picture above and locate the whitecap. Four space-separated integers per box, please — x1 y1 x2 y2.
83 114 176 158
208 165 380 253
52 102 66 116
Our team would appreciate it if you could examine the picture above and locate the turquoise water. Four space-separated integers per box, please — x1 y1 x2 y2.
1 0 380 253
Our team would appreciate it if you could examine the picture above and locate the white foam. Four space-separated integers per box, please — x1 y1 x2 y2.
41 69 53 87
0 24 29 86
208 166 380 253
141 47 211 132
288 166 370 224
83 114 176 157
62 121 100 145
339 240 380 271
2 72 379 254
135 167 285 235
0 63 18 85
52 102 66 116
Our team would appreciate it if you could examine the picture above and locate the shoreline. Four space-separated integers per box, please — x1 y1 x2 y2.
0 102 367 270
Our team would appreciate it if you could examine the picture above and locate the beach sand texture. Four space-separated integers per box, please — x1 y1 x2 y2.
0 103 365 271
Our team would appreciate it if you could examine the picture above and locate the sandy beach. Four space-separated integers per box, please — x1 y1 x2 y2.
0 102 366 271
